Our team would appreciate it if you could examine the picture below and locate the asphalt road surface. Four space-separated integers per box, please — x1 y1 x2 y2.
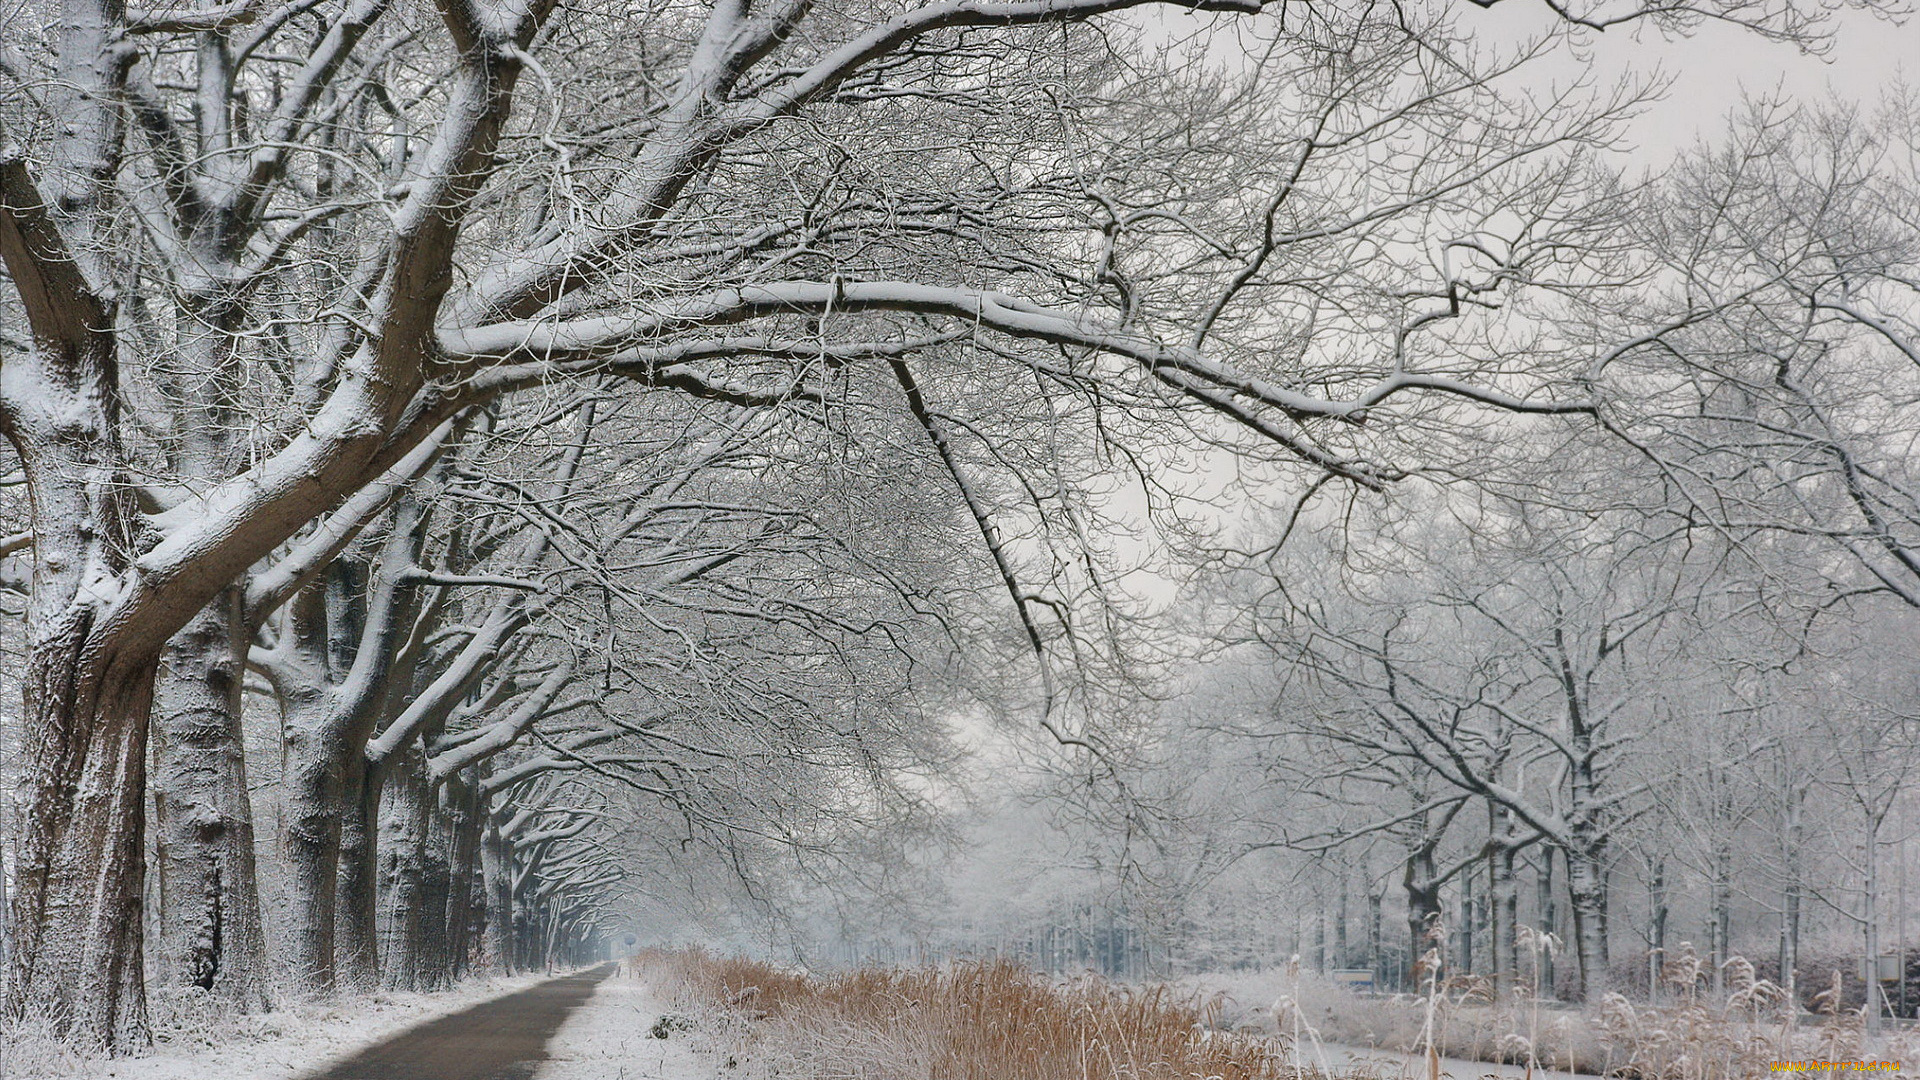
302 965 617 1080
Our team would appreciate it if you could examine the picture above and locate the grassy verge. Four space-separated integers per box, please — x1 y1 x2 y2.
636 944 1920 1079
636 948 1318 1080
1192 948 1917 1079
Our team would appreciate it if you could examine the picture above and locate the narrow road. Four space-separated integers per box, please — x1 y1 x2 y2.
302 965 617 1080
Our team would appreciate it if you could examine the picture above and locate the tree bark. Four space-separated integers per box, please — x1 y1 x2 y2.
280 679 346 993
417 785 455 990
442 775 484 982
1459 868 1476 976
1709 841 1731 1000
1866 818 1883 1034
1405 843 1443 985
1536 847 1557 996
150 588 270 1010
1367 888 1384 989
278 529 422 993
7 622 156 1053
1649 858 1668 1003
1491 840 1519 997
1335 869 1350 969
2 320 157 1051
1566 845 1609 1001
376 746 431 991
337 752 385 991
482 820 516 974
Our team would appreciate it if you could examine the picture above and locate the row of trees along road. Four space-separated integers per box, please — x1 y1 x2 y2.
1146 450 1920 1014
0 0 1901 1054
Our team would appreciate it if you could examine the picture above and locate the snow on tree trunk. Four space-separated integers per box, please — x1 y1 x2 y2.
482 820 515 974
1367 889 1384 988
336 754 384 991
1404 846 1443 983
1491 842 1519 997
1649 859 1668 1003
442 776 484 981
7 619 156 1053
1537 848 1558 995
1782 778 1804 1004
275 524 429 993
150 588 270 1010
279 685 347 993
514 876 541 972
377 747 431 990
417 787 455 990
3 336 159 1053
1710 842 1731 1000
1567 847 1610 1001
1865 819 1883 1034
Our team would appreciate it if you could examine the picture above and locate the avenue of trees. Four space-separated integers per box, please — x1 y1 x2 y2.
0 0 1910 1056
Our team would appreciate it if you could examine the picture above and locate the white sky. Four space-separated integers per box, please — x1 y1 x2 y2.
1462 2 1920 166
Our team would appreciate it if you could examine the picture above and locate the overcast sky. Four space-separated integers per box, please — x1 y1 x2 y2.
1467 2 1920 166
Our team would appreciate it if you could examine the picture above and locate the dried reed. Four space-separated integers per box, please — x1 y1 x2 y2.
639 948 1310 1080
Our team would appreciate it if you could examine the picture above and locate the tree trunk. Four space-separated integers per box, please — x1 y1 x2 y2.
1567 846 1609 1001
7 623 156 1053
1491 842 1518 997
1866 819 1883 1034
1335 870 1350 969
1782 779 1804 1005
1709 842 1730 1000
1 302 160 1052
377 747 430 991
1405 844 1443 986
1536 847 1557 997
1783 876 1801 1005
417 785 455 990
1367 888 1384 989
149 588 270 1010
278 547 419 994
514 871 541 973
1459 869 1475 976
482 820 515 974
280 683 346 993
337 753 385 991
443 775 484 982
1649 859 1668 1003
1312 889 1326 974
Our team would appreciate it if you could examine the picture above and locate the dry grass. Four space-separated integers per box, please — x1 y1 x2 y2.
637 948 1313 1080
1589 949 1874 1080
0 1008 98 1078
1192 940 1919 1080
639 941 1920 1080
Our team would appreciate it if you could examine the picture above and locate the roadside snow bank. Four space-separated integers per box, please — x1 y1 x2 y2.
534 970 713 1079
0 974 546 1080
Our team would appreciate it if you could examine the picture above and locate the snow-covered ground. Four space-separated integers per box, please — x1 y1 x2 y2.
1302 1043 1604 1080
0 974 546 1080
535 974 713 1080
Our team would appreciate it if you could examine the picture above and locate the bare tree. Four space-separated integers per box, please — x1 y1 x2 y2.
1605 99 1920 614
0 0 1870 1047
1243 490 1717 999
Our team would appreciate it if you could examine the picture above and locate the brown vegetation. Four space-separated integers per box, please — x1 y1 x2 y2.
1197 942 1920 1080
637 948 1303 1080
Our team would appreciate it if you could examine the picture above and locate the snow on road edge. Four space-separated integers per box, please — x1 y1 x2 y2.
2 973 551 1080
535 972 715 1080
